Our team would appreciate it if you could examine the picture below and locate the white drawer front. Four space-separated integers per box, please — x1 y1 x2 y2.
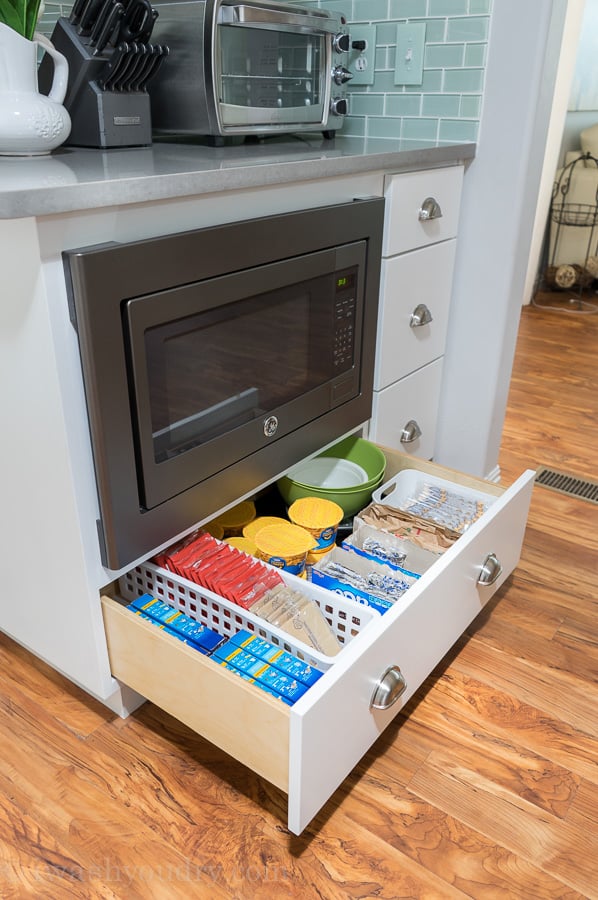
370 359 443 460
383 165 463 256
374 240 456 390
103 450 535 837
287 467 535 834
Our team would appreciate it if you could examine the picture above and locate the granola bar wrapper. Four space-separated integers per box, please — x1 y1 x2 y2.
355 503 460 553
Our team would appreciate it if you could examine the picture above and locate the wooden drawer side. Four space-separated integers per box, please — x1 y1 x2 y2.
101 597 290 792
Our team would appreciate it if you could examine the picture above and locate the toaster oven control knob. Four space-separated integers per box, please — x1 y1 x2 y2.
330 97 348 116
333 65 353 86
333 32 351 53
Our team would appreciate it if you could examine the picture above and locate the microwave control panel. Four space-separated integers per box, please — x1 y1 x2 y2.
333 269 357 369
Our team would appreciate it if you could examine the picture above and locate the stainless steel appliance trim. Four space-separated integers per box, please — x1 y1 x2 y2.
221 2 340 34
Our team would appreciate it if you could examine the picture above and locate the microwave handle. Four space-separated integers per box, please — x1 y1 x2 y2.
223 3 340 35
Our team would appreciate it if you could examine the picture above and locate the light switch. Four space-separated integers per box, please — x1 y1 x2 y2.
394 23 426 85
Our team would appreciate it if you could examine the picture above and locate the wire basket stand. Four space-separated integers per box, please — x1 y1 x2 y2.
547 152 598 305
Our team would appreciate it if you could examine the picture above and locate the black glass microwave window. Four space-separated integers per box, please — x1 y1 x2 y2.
218 27 324 110
142 268 358 463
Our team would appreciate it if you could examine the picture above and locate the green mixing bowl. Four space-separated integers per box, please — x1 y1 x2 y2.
277 472 385 518
277 436 387 518
318 436 386 487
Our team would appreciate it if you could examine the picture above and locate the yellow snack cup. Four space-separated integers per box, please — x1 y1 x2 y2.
213 500 256 536
243 516 288 541
254 523 316 576
288 497 344 556
225 536 257 556
201 521 225 540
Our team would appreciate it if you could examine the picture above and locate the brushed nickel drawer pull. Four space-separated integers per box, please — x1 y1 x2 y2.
400 419 422 444
410 303 433 327
370 666 407 711
418 196 443 221
478 552 503 586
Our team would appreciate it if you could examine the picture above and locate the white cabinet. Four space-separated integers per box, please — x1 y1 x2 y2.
369 165 464 459
101 445 535 835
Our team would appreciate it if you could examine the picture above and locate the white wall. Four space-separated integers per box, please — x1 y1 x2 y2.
435 0 579 480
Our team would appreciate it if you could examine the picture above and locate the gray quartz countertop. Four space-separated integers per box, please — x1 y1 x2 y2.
0 134 475 219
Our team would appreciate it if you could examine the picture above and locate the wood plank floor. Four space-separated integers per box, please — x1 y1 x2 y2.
1 295 597 898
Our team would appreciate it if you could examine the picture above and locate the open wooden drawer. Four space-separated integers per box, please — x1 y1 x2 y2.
101 446 535 835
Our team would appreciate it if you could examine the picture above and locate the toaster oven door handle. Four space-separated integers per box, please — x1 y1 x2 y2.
226 4 339 34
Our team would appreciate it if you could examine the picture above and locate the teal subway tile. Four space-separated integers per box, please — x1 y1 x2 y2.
443 68 483 92
401 117 439 139
375 46 392 68
459 94 481 117
428 0 469 14
422 93 460 116
425 43 465 67
349 93 386 116
464 43 486 66
447 16 489 41
353 0 390 20
420 19 447 41
316 0 353 15
438 118 478 141
375 23 400 43
388 0 427 16
342 116 367 137
367 70 403 92
469 0 491 12
367 116 403 139
405 69 443 92
385 93 422 115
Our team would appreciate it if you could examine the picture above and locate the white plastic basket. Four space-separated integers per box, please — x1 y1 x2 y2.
372 469 496 533
118 561 378 671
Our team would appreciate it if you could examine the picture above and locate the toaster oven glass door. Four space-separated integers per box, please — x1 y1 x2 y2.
217 26 328 126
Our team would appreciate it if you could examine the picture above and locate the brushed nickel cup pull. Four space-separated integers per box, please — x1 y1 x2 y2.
400 419 422 444
410 303 433 327
370 665 407 711
418 196 443 221
478 552 503 586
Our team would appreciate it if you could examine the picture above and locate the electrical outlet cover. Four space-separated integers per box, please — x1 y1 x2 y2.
348 25 376 86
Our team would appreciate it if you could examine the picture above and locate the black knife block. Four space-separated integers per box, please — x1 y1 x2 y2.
39 17 152 149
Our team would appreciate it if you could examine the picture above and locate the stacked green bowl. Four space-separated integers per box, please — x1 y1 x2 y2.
277 435 387 518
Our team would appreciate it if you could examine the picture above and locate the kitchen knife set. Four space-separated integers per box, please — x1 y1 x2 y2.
39 3 170 148
68 0 168 91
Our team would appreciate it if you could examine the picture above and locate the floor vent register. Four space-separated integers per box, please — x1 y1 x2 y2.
535 466 598 505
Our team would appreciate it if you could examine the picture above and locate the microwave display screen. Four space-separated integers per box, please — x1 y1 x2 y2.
144 270 357 462
218 27 324 113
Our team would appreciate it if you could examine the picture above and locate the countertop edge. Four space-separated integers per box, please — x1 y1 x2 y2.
1 140 476 219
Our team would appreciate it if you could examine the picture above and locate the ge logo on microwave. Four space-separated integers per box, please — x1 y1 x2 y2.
263 416 279 438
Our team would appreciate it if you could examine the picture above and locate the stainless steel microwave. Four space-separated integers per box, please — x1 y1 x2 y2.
149 0 353 141
63 198 384 570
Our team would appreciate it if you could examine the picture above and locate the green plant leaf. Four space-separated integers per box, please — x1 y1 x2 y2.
24 0 42 39
0 0 42 38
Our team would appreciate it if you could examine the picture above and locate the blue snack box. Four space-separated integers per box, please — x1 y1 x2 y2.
219 662 293 705
212 644 308 703
136 611 214 654
128 594 225 654
227 630 323 687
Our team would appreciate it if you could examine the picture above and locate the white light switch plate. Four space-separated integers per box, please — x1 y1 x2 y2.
394 22 426 85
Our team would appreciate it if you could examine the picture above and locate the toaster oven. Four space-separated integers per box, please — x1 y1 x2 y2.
149 0 353 141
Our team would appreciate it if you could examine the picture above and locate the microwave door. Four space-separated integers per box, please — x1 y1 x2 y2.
124 244 366 511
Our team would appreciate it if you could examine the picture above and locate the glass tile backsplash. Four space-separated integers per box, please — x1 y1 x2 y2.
302 0 490 141
39 0 490 144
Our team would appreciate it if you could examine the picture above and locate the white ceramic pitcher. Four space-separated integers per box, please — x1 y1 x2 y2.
0 22 71 155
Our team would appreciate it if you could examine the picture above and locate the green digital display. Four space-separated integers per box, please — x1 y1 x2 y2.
336 273 355 290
